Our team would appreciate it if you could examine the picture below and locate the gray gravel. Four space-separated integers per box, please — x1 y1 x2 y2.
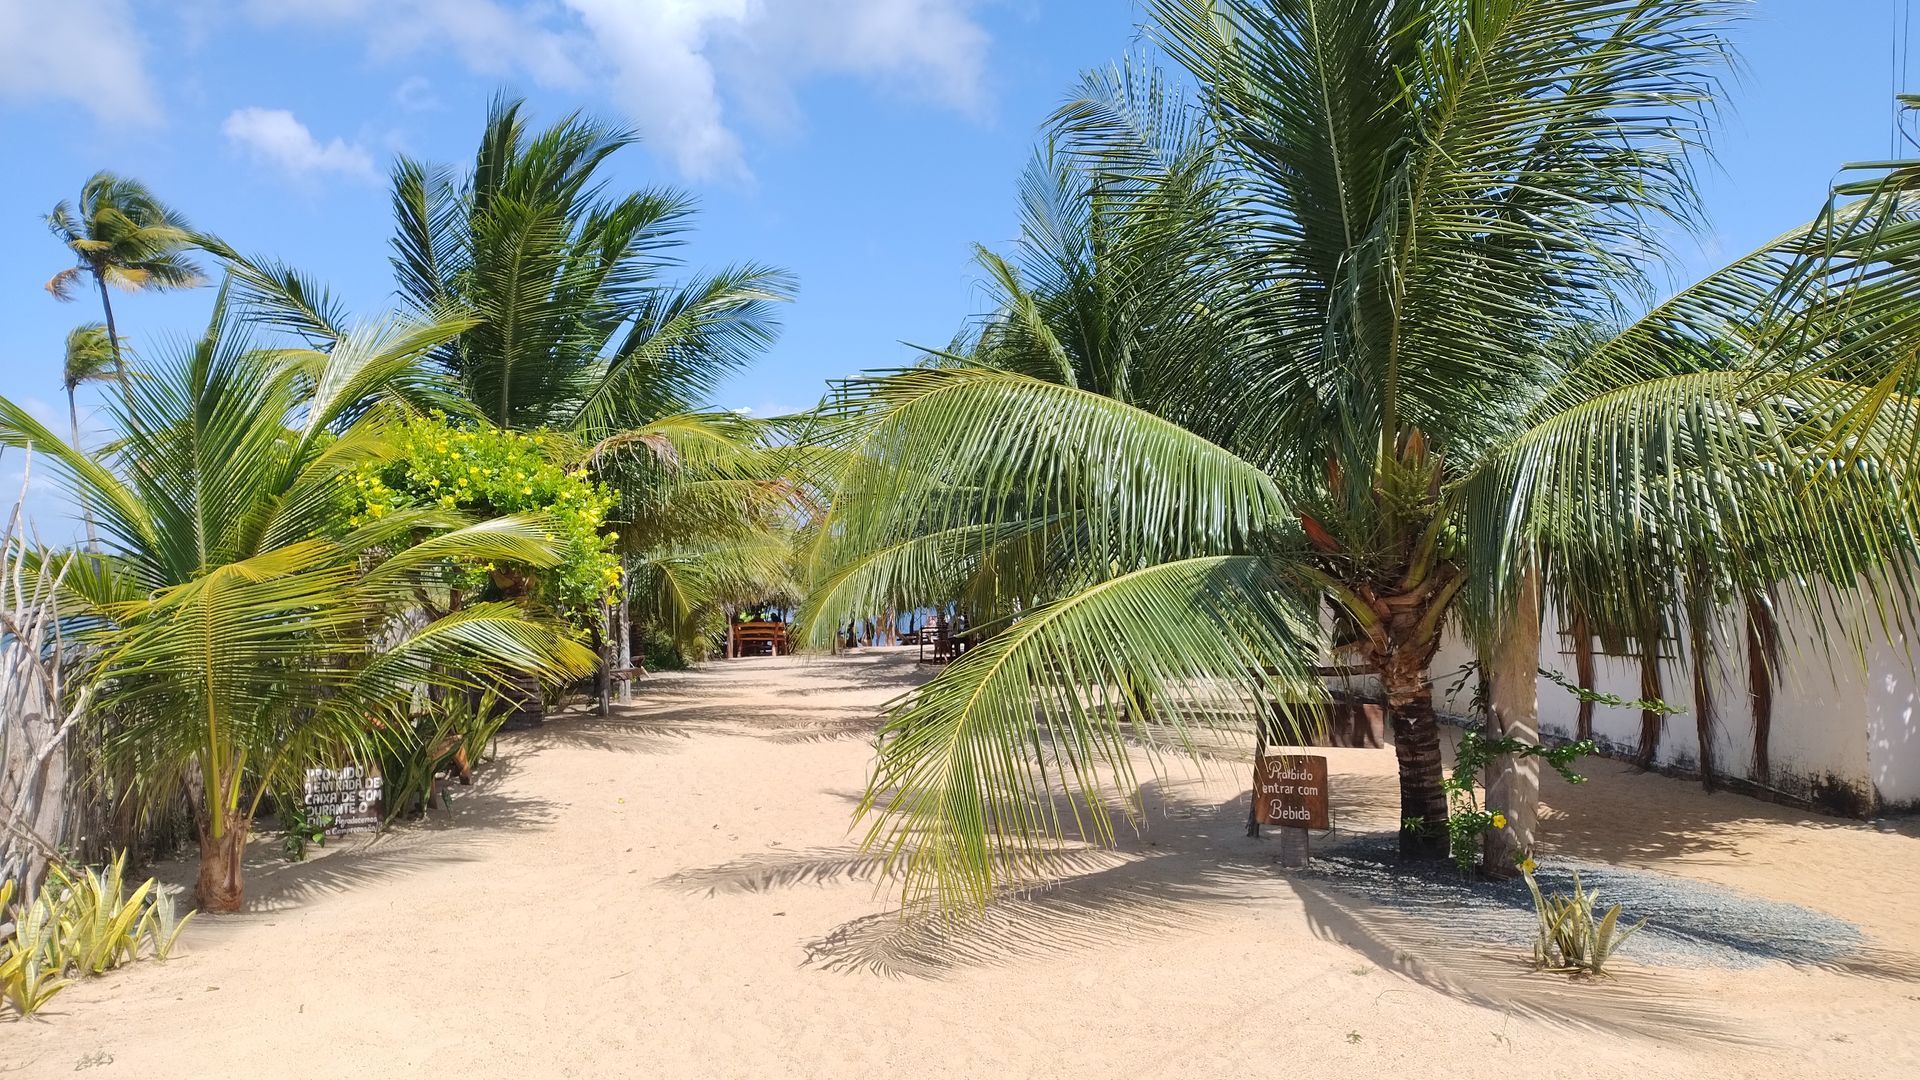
1303 833 1864 969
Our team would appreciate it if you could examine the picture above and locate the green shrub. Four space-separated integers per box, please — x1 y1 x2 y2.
373 693 511 823
278 802 335 862
45 854 153 976
1 886 69 1018
344 415 620 614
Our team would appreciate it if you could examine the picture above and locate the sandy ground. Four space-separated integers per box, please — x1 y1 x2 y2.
7 647 1920 1079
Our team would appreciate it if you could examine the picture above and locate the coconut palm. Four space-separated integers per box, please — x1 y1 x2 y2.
46 173 205 382
204 95 795 689
382 94 792 436
600 413 809 666
0 296 597 911
61 323 117 547
207 96 790 436
803 0 1920 906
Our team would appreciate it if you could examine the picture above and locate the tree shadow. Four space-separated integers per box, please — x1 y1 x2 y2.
765 784 1291 978
498 710 707 755
660 777 1901 1050
1286 878 1767 1049
506 700 888 753
659 843 1126 899
762 717 884 745
1447 734 1920 868
1301 833 1915 980
235 772 557 914
764 653 944 691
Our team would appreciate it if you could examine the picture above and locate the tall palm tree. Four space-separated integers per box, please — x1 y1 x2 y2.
61 323 117 547
46 172 205 382
204 95 796 690
802 0 1920 906
0 296 596 911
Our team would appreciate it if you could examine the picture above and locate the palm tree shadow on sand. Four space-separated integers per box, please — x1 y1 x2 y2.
662 780 1906 1050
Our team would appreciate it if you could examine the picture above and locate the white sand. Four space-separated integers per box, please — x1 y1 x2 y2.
8 647 1919 1078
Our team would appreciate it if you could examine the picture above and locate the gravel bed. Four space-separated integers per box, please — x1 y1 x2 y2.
1302 833 1864 969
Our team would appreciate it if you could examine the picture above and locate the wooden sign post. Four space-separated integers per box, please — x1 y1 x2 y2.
1252 754 1330 868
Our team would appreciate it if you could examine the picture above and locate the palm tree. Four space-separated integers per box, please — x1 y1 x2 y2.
802 0 1920 905
61 323 117 547
204 95 795 692
0 296 596 911
381 94 792 437
46 172 205 382
601 413 808 668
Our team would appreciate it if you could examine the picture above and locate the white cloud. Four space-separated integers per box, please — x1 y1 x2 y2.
732 400 803 418
222 107 378 181
248 0 991 180
0 0 160 124
248 0 587 87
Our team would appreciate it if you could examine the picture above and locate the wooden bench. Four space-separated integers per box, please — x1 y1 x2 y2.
729 621 789 657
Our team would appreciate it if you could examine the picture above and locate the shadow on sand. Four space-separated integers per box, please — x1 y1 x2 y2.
235 762 558 915
662 779 1909 1050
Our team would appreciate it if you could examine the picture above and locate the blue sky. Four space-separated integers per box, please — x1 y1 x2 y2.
0 1 1903 532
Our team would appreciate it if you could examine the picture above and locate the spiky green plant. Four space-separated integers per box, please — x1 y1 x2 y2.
1526 868 1647 976
45 852 153 975
138 888 195 962
1 896 71 1017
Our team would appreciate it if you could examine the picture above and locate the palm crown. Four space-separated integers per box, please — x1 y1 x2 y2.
386 95 793 435
46 172 205 380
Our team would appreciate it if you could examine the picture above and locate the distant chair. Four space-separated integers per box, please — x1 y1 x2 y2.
921 613 969 664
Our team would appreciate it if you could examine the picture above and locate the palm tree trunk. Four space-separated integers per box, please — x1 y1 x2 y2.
1746 594 1778 784
1484 561 1541 877
66 386 100 549
95 273 129 385
1379 653 1449 860
616 592 634 705
1571 607 1595 741
1635 645 1665 768
195 808 249 912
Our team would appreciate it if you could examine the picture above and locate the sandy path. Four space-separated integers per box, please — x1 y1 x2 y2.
7 648 1919 1078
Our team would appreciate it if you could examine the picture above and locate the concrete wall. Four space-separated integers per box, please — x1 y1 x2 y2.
1422 591 1920 817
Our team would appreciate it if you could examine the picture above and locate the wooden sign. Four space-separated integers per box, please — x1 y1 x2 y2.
302 766 382 833
1252 754 1330 830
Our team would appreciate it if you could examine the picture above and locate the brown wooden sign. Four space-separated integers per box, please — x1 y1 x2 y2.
1252 754 1330 830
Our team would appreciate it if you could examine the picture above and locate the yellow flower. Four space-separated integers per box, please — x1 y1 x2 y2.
1518 856 1537 874
1491 812 1508 829
522 486 534 495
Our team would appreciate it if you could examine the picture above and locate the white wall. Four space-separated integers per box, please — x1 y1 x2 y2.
1419 590 1920 816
